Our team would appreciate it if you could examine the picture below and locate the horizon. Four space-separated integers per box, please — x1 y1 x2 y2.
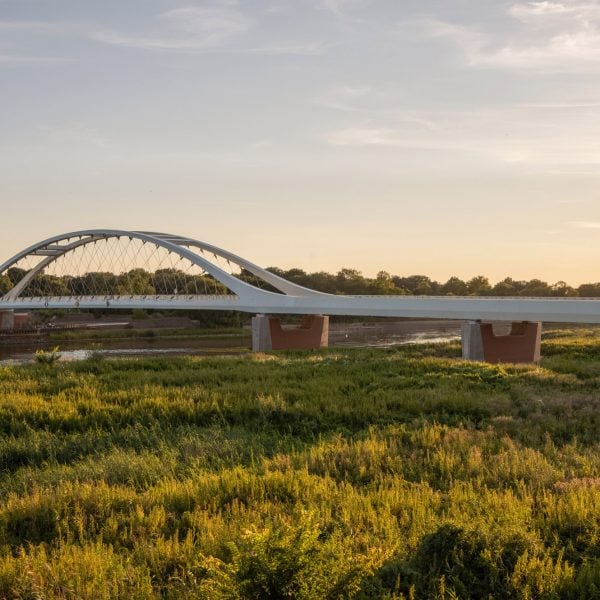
2 0 600 284
2 225 600 287
3 228 599 289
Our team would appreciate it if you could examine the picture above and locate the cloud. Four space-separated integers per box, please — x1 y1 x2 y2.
509 1 600 22
314 84 374 112
92 3 253 51
324 104 600 170
316 0 373 17
412 19 487 57
409 2 600 72
477 30 600 70
327 127 402 146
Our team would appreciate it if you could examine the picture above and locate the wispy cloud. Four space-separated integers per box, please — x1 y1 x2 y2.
92 3 253 51
410 19 487 59
316 0 373 17
324 103 600 171
478 31 600 70
408 2 600 72
327 127 401 146
509 2 600 23
314 84 374 112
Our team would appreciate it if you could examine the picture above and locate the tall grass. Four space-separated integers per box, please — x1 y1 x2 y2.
0 330 600 597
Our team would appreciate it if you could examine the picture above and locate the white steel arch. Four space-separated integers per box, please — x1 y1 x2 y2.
0 229 319 301
2 228 600 323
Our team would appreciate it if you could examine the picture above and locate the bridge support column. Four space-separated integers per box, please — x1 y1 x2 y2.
462 321 542 364
461 320 485 361
252 314 273 352
252 314 329 352
0 310 14 330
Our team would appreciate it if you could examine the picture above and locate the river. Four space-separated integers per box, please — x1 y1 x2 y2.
0 320 462 364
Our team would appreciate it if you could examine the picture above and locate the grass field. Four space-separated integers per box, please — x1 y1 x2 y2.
1 329 600 598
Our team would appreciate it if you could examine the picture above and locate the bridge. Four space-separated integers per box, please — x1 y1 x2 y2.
1 228 600 362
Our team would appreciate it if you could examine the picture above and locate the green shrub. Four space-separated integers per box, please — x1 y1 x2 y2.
34 346 61 365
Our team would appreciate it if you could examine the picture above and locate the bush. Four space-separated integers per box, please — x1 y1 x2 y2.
34 346 61 365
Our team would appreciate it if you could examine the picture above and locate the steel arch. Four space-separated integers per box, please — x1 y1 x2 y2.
0 229 320 303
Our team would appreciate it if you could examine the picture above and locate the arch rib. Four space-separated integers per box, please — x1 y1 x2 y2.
0 229 289 303
139 231 326 298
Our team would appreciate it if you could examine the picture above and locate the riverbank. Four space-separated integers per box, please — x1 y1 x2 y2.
0 319 462 363
1 329 600 597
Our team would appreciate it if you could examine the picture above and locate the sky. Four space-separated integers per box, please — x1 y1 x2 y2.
1 0 600 285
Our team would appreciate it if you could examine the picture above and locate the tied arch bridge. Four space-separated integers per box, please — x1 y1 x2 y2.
1 229 600 363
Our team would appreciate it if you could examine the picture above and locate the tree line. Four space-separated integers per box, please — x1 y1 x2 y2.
2 264 600 298
0 267 231 297
267 267 600 297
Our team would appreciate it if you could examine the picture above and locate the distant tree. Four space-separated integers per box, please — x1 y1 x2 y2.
371 271 404 295
25 274 69 297
266 267 286 278
237 269 279 293
281 268 311 289
7 267 27 286
152 268 195 295
70 272 119 296
550 281 578 297
578 282 600 297
306 271 337 294
283 268 308 281
0 274 12 295
393 275 435 295
520 279 551 297
117 269 155 295
467 276 492 296
442 276 468 296
198 274 230 295
492 278 516 296
336 268 368 295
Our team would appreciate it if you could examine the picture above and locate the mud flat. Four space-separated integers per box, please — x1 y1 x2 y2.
329 319 462 347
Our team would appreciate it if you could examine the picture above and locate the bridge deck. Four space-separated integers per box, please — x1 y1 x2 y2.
2 294 600 324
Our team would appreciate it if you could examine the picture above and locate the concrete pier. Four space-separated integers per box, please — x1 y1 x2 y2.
462 320 542 364
461 320 485 361
252 314 329 352
252 314 273 352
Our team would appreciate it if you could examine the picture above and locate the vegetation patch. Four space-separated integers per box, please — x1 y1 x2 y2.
1 330 600 597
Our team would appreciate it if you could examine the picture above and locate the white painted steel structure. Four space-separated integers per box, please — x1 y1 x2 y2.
1 229 600 323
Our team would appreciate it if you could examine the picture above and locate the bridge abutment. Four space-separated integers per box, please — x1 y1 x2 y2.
252 314 329 352
462 320 541 364
0 310 14 330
